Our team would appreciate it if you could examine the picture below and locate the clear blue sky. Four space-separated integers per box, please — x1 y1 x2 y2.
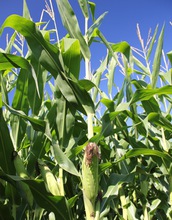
0 0 172 81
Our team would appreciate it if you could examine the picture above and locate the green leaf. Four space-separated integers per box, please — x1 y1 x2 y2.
92 54 108 102
68 195 79 208
167 51 172 65
120 148 172 163
53 86 76 149
23 0 31 19
56 74 95 115
28 54 47 115
88 1 96 21
78 79 95 91
56 0 90 59
0 53 31 70
95 28 130 61
5 32 17 53
111 41 130 61
107 57 117 95
0 15 94 115
147 112 172 132
27 132 49 174
4 103 45 132
61 38 80 79
25 180 71 220
100 148 172 174
4 174 71 220
101 185 118 213
0 14 63 77
130 85 172 105
69 78 95 114
78 0 89 18
87 12 108 41
151 25 164 88
0 113 15 174
12 69 29 114
133 56 150 76
10 69 29 149
52 143 80 177
146 25 158 60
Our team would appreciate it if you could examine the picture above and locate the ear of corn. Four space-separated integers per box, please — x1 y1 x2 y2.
38 159 61 196
12 151 33 207
82 143 100 218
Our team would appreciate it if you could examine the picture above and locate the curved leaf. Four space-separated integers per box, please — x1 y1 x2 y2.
122 148 172 162
61 38 80 79
52 143 80 177
0 172 71 220
151 25 164 88
100 148 172 173
0 15 95 115
56 0 90 59
4 103 45 132
130 85 172 105
0 114 15 174
0 14 63 77
0 53 31 70
95 28 130 61
78 0 89 18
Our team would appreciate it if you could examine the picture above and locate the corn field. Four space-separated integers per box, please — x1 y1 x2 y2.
0 0 172 219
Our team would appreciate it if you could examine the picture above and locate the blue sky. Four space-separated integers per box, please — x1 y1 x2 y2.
0 0 172 87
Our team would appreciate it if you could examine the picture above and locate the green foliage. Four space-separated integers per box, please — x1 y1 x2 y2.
0 0 172 219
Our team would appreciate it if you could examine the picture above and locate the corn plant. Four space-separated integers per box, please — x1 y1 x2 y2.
0 0 172 219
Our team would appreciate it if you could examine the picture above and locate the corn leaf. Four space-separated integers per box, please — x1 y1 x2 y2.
0 113 15 174
61 38 80 79
147 112 172 131
11 69 29 148
56 0 90 59
52 143 80 177
95 28 130 61
120 148 172 163
88 1 96 21
4 103 46 132
28 54 47 115
151 25 164 88
78 0 89 18
0 53 31 70
130 85 172 104
146 25 158 60
0 172 71 220
0 14 94 115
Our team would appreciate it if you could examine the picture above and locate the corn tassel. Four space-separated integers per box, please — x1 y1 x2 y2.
12 151 33 207
38 159 61 196
82 143 100 219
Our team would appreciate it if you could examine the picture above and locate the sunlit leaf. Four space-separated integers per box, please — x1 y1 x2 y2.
52 143 80 177
0 53 31 70
56 0 90 59
61 38 80 79
130 85 172 105
78 0 89 18
5 103 45 132
88 1 96 21
151 25 164 88
95 28 130 61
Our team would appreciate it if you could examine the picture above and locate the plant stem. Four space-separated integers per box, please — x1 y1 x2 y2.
84 17 94 140
87 113 94 139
